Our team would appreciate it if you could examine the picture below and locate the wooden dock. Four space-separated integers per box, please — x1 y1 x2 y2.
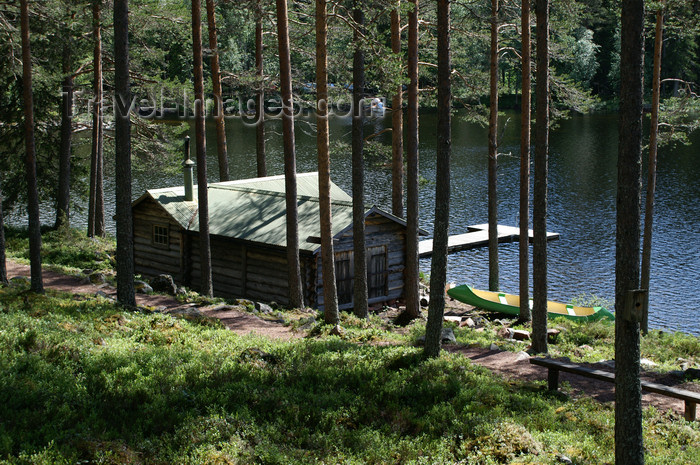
418 224 560 258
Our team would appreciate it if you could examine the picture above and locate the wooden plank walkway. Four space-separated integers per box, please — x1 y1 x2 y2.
418 224 560 258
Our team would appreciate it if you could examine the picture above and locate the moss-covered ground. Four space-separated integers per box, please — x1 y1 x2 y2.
1 227 698 464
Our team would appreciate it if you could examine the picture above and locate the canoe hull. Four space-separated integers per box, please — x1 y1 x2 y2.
446 285 615 322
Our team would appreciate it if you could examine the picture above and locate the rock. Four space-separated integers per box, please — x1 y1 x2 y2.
176 287 187 296
82 268 94 276
89 272 106 285
441 327 457 344
299 316 316 330
169 307 206 321
95 290 110 299
547 328 561 343
330 325 344 337
489 343 500 351
9 276 31 287
558 455 573 464
460 317 476 328
640 358 658 369
685 368 700 381
420 296 429 307
134 280 153 294
515 351 531 362
255 302 273 314
235 298 255 308
498 327 513 339
579 344 594 352
512 329 531 341
150 274 177 295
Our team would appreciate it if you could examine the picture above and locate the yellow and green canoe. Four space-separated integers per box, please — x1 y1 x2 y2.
446 285 615 322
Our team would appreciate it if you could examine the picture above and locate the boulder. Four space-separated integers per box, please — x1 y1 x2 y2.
255 301 274 314
441 327 457 344
512 329 531 341
489 342 500 351
9 276 31 288
89 272 106 285
169 306 206 322
547 328 561 343
330 325 344 337
460 317 476 328
640 358 658 369
150 274 177 295
515 351 531 362
134 280 153 294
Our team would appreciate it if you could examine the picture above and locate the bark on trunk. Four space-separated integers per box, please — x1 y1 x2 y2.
518 0 532 322
404 0 420 319
93 0 105 238
255 5 266 178
615 1 645 463
206 0 229 182
487 0 499 292
20 0 43 294
56 42 73 230
316 0 339 324
424 0 451 358
352 2 368 318
0 185 7 285
641 4 664 335
276 0 304 308
391 1 404 218
192 0 213 297
532 0 549 354
114 0 135 306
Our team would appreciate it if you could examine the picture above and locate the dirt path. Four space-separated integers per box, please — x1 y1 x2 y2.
4 259 695 419
446 345 694 419
4 260 298 339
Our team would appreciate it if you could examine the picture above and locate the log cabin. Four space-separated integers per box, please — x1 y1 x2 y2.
132 171 426 310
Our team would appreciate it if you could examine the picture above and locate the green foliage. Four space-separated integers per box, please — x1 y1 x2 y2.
0 284 698 464
4 226 115 274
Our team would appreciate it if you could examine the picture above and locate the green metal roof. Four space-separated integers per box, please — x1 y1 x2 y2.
136 172 359 252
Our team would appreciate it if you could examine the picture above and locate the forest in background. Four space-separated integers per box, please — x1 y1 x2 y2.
1 0 699 215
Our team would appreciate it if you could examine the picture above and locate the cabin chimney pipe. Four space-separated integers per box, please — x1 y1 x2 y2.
183 136 195 201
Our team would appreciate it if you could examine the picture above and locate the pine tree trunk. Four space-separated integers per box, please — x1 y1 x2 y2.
352 2 368 318
316 0 339 324
93 0 105 238
424 0 451 358
615 1 645 463
114 0 135 306
391 1 404 218
192 0 213 297
518 0 532 322
487 0 499 292
0 184 7 285
276 0 304 308
206 0 229 182
532 0 549 354
20 0 43 294
56 41 73 230
404 0 420 319
255 4 266 178
641 4 664 335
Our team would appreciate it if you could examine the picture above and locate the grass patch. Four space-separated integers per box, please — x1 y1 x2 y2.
5 225 115 275
1 286 698 464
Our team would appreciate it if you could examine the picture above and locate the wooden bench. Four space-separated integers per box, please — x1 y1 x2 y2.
530 357 700 421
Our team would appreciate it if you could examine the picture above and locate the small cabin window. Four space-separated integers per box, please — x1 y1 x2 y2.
335 251 353 305
153 224 169 246
367 246 388 299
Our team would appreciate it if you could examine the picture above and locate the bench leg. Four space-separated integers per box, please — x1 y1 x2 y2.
685 401 696 422
548 368 560 391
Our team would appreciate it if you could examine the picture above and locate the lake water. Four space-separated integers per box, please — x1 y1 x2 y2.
15 109 700 335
